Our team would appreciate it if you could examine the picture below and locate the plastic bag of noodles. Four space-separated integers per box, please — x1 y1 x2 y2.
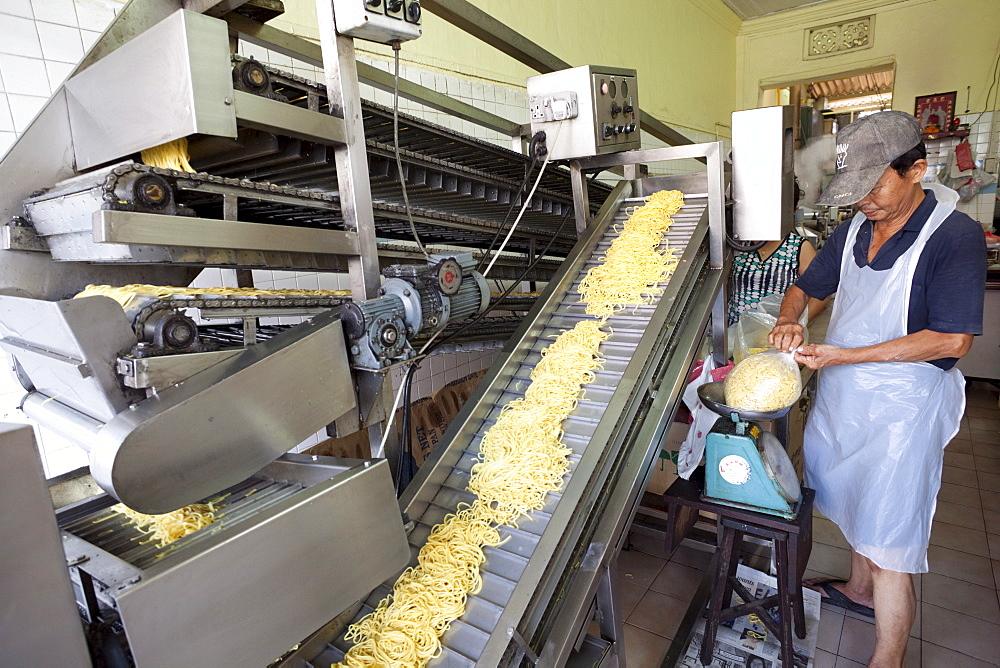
724 349 802 412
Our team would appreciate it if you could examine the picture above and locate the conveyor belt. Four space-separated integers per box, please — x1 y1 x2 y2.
293 183 716 667
187 58 613 258
58 476 305 570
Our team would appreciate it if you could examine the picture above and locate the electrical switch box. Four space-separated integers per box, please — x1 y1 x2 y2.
527 65 640 161
332 0 422 45
731 106 796 242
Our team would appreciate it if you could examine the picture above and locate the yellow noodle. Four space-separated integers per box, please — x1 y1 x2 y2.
111 502 217 548
75 284 351 310
140 138 195 173
724 351 802 411
335 191 683 668
578 189 684 320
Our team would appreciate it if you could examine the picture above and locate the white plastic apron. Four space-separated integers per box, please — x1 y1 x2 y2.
804 183 965 573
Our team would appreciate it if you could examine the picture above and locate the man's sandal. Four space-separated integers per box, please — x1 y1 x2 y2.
812 579 875 618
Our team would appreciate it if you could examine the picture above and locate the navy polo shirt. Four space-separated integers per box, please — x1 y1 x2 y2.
795 189 986 370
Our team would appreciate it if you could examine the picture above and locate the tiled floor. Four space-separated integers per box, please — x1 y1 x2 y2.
620 384 1000 667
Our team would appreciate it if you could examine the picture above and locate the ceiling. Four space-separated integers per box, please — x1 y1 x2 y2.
721 0 839 20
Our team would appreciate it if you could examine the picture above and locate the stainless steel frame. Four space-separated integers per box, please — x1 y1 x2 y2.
286 146 730 665
316 0 398 456
65 10 238 170
93 210 362 256
57 455 410 668
0 293 358 513
0 424 91 666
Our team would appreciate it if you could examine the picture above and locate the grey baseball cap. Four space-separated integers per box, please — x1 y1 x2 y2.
816 110 922 205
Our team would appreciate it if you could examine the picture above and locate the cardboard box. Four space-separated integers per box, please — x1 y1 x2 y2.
646 422 689 495
308 370 487 466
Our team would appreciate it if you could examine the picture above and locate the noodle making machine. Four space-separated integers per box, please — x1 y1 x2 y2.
0 0 796 666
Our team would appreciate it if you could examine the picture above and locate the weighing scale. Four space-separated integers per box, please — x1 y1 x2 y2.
697 381 802 519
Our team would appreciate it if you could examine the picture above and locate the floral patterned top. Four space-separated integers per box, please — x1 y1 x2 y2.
727 233 806 326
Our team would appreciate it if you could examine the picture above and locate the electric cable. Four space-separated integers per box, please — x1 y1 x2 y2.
481 127 560 277
392 42 429 259
474 131 547 273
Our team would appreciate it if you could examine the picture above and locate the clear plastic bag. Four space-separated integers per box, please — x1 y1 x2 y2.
734 311 777 364
724 350 802 411
732 295 809 363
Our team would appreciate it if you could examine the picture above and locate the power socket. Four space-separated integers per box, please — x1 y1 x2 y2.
529 91 579 123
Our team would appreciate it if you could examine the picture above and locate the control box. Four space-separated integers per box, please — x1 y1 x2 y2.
332 0 422 44
527 65 640 161
731 106 795 242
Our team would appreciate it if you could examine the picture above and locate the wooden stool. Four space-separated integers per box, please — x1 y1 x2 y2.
662 474 814 667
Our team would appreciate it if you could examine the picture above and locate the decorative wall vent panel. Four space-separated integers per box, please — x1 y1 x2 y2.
805 16 873 59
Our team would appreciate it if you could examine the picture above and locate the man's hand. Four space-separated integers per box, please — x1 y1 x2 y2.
794 344 849 369
769 321 804 352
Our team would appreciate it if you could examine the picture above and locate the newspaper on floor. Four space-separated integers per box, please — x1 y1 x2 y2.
676 564 822 668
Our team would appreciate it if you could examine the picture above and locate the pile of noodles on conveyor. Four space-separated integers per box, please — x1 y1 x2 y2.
110 502 220 549
334 189 685 668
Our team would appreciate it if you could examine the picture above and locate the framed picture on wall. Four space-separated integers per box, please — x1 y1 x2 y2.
914 92 956 135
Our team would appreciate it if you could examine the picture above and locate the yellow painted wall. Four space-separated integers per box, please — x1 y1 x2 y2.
270 0 741 138
736 0 1000 115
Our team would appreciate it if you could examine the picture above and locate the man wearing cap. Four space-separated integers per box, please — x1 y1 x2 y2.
769 111 985 667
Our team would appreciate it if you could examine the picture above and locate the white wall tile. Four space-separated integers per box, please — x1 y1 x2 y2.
36 21 84 63
295 273 319 290
0 15 42 58
0 96 13 133
80 28 99 50
272 277 298 290
0 131 15 157
6 93 46 133
44 59 73 91
316 272 340 291
0 54 49 97
1 0 35 18
31 0 77 26
74 0 114 31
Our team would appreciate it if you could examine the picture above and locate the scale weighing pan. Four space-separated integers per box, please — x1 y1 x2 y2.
697 381 794 421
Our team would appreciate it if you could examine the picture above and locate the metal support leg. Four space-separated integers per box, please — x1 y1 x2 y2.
570 161 590 235
710 287 728 368
316 2 398 462
595 558 626 668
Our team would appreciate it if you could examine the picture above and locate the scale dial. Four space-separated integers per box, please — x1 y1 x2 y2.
759 431 801 502
718 454 752 485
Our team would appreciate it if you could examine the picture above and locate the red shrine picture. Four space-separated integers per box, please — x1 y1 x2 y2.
914 91 957 135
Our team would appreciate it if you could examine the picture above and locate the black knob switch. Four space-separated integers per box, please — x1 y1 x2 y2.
407 1 421 21
366 0 381 7
623 104 634 114
387 0 403 11
610 103 621 117
603 124 614 139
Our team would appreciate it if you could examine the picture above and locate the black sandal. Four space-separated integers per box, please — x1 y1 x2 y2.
814 580 875 618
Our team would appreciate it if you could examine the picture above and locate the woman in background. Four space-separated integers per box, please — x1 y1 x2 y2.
728 182 827 327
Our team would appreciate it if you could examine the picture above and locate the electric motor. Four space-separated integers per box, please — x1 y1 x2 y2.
341 295 409 369
342 253 489 369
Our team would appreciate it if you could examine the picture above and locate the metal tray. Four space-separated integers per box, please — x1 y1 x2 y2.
697 380 793 421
